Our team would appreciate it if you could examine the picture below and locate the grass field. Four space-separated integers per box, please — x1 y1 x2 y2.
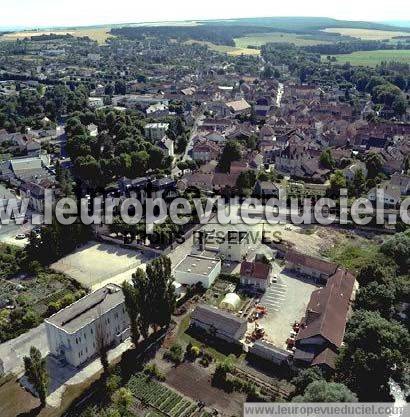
185 40 260 56
0 27 114 45
322 49 410 66
234 32 331 48
322 27 410 40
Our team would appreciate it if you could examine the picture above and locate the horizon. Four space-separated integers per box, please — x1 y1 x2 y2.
0 0 409 30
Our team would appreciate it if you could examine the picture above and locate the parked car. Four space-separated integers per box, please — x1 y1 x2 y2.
15 233 26 240
272 274 278 283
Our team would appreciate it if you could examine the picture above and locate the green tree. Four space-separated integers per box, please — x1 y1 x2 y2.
319 149 334 169
111 387 133 416
365 152 384 179
380 231 410 272
328 170 346 199
23 346 49 407
122 281 140 347
219 140 241 173
355 282 396 318
336 310 410 400
291 368 325 396
293 381 357 402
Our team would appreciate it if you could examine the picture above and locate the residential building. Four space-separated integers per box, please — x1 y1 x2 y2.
239 260 272 291
144 123 169 141
367 183 401 207
45 284 129 368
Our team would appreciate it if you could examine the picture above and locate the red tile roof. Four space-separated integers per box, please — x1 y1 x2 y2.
240 261 271 280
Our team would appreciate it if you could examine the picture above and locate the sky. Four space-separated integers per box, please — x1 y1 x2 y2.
0 0 409 29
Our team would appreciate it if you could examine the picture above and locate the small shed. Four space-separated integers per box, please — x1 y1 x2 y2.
220 292 241 311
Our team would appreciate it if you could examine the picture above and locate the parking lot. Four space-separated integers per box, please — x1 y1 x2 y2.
258 265 319 348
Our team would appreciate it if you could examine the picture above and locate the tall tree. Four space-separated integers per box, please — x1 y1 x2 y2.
293 380 357 402
336 310 410 401
23 346 49 407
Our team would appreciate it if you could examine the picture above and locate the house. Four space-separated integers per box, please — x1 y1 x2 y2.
219 231 249 262
294 269 358 371
343 161 367 182
240 260 272 291
286 250 338 283
192 141 220 163
158 136 174 158
144 123 169 141
19 178 55 213
146 102 169 117
190 304 247 344
173 254 221 288
88 97 104 109
45 284 129 368
226 98 251 115
391 172 410 195
367 183 401 207
254 180 279 198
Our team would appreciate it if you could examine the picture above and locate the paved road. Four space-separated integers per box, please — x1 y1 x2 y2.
0 323 49 374
182 114 204 162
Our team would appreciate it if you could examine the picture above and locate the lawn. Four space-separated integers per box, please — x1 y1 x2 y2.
234 32 331 48
322 50 410 66
322 27 410 40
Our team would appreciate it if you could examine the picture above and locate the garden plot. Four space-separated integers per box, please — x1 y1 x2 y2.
50 241 149 289
128 373 201 417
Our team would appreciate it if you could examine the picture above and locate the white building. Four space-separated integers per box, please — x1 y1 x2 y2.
88 97 104 109
45 284 129 368
219 231 249 262
368 183 401 207
144 123 169 141
174 254 221 288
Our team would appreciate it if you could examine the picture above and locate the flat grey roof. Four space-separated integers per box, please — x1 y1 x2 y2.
174 254 220 276
46 284 124 334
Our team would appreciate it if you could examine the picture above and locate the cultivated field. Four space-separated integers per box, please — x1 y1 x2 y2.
322 27 410 40
234 32 331 48
322 49 410 66
0 27 114 45
50 241 151 289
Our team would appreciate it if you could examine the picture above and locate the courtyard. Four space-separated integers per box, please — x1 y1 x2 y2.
50 241 155 290
257 265 319 349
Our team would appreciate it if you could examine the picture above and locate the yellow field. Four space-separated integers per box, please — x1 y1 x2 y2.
322 27 410 40
234 32 331 47
0 27 114 45
185 40 260 56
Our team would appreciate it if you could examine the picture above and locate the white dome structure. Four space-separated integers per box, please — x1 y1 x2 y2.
220 292 241 311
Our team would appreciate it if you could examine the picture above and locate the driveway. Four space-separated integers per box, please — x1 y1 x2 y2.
0 323 49 374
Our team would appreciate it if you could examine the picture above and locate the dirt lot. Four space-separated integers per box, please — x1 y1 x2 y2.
51 241 154 289
166 362 245 415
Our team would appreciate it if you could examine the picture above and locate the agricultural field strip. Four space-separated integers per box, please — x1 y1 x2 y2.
128 374 199 417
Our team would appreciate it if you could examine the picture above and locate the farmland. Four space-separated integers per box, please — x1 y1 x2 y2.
0 27 114 45
322 27 410 40
234 32 331 48
322 49 410 66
